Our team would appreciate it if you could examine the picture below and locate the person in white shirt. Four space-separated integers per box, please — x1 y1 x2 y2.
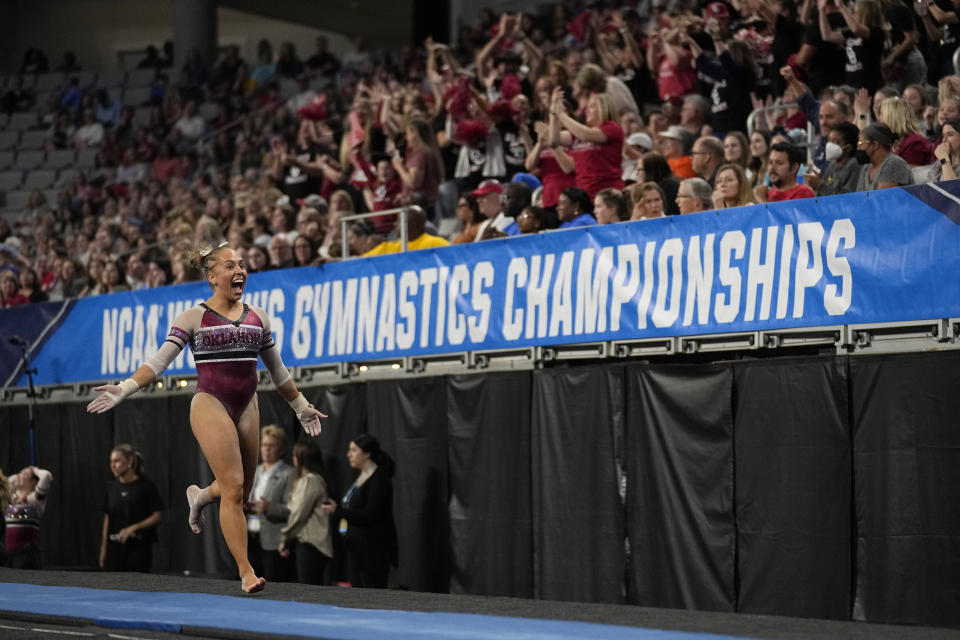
174 100 206 140
74 109 104 149
115 148 147 184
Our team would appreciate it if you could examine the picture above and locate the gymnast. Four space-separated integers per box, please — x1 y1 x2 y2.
87 243 325 593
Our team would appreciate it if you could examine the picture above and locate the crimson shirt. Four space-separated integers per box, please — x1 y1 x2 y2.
769 183 816 202
570 120 625 199
537 148 577 208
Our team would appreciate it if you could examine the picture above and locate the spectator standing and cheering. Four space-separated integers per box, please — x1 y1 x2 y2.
5 466 53 569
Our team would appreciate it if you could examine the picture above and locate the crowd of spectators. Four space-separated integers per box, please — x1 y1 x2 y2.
3 0 960 308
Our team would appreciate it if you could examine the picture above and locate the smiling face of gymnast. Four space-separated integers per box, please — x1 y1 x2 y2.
206 247 247 304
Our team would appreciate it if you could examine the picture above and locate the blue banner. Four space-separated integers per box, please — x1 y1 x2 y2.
4 181 960 386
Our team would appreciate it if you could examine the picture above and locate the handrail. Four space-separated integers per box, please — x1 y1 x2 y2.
340 206 410 259
196 95 287 146
746 102 800 136
746 102 816 166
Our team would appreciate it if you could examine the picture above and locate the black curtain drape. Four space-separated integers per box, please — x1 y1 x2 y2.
733 357 851 619
850 352 960 627
301 383 367 583
447 371 533 597
2 406 32 476
50 403 112 569
531 366 626 603
114 397 175 571
3 352 960 628
366 377 449 592
625 363 735 612
35 404 65 569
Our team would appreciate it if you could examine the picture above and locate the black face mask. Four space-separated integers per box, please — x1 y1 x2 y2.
854 149 870 164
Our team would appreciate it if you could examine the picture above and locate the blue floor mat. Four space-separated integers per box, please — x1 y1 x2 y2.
0 583 751 640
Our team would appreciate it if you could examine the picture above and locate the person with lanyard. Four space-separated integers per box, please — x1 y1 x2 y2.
246 425 294 582
87 242 325 594
99 444 164 572
5 465 53 569
322 434 397 589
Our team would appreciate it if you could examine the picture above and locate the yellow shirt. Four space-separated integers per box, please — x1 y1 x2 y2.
363 233 450 257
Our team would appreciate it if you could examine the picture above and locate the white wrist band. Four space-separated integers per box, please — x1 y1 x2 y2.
106 378 140 404
289 392 310 418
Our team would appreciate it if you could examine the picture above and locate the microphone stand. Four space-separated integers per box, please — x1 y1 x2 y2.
15 341 38 466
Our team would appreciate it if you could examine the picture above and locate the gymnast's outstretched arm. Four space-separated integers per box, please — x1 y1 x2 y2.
86 330 186 414
258 314 327 437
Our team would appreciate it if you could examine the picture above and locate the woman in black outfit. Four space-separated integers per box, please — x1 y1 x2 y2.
99 444 164 572
323 434 397 588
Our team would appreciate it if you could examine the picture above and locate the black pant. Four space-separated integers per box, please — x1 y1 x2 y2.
261 548 295 583
295 541 329 585
8 548 41 570
103 541 152 572
247 532 264 577
346 539 390 589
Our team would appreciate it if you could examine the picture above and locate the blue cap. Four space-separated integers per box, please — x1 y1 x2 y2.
511 172 542 190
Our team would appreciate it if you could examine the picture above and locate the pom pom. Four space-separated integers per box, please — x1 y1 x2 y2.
500 74 523 101
443 77 473 118
297 95 328 121
486 98 518 122
566 10 592 43
455 119 490 147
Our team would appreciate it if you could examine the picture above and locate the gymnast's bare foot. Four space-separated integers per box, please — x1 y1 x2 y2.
242 574 266 594
186 485 206 534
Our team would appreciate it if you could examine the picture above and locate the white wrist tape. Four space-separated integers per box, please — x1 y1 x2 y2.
106 378 140 404
288 392 310 418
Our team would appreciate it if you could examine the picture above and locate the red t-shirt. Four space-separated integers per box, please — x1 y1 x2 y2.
353 151 403 231
538 148 577 208
657 52 696 101
896 133 934 167
570 120 625 199
769 183 816 201
401 147 439 205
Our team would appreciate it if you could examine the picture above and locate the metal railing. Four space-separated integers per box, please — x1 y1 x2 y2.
746 102 817 166
340 206 411 259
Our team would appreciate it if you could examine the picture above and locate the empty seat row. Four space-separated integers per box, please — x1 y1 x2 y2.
0 148 99 173
1 68 160 92
0 169 58 190
1 188 60 211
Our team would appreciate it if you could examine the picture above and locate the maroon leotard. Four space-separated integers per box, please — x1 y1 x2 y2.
164 304 275 424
